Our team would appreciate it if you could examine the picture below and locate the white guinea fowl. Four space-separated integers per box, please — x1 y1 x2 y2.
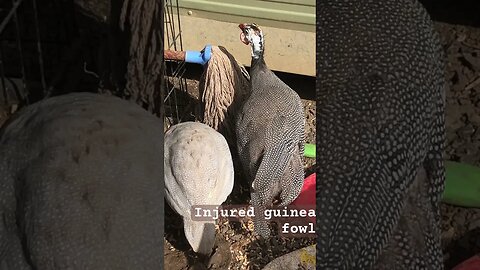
164 121 234 255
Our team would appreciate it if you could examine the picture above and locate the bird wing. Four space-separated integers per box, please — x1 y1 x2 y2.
252 113 297 204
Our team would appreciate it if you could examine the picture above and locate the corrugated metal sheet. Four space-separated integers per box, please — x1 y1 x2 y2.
178 0 315 27
173 0 315 75
259 0 314 7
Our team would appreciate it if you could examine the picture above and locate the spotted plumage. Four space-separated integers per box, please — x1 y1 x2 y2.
164 121 234 255
316 0 446 269
236 23 306 238
0 93 164 269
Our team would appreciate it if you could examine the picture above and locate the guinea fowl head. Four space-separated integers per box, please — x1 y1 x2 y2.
239 23 264 59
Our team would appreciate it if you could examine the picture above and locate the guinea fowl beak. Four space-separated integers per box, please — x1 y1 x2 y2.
238 23 245 30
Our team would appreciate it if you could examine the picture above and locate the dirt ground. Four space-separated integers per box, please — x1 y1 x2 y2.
435 21 480 269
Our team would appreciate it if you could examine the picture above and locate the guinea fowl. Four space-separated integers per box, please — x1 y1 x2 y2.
0 93 164 269
164 121 234 254
236 23 306 238
317 0 446 269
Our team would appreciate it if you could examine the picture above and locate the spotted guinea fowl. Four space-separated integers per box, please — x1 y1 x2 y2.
164 121 234 254
236 23 306 238
316 0 446 269
0 93 164 269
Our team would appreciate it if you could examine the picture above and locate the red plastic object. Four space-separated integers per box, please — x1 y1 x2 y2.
290 173 316 223
453 254 480 270
291 173 316 206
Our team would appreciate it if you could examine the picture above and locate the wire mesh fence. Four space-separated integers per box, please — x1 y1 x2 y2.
1 0 171 127
163 0 190 129
0 0 75 114
1 0 35 109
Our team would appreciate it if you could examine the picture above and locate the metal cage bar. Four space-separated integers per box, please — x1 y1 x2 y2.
163 0 189 127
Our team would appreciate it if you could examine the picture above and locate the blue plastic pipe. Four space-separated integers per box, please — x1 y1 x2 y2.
185 45 212 65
